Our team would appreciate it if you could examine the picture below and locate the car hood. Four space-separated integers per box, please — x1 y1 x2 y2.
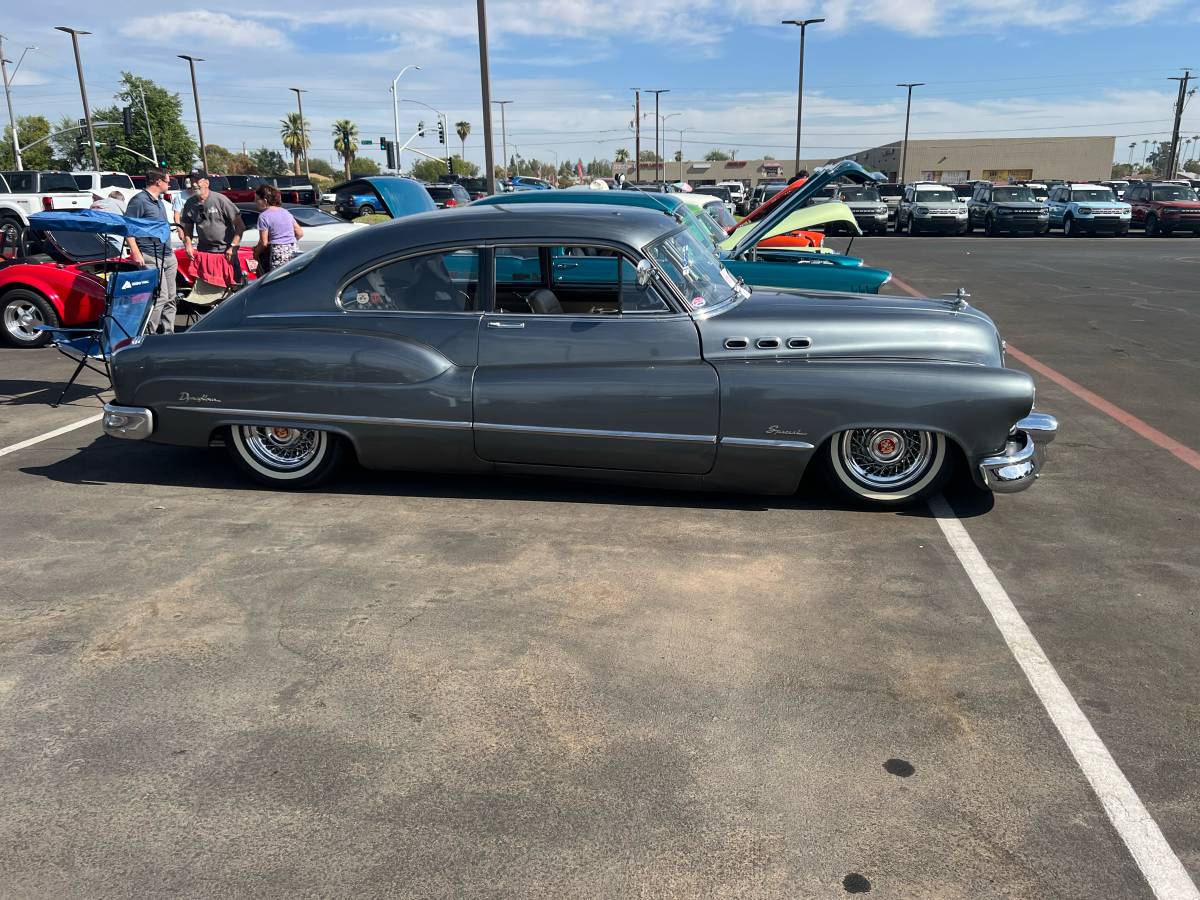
728 160 883 257
698 289 1002 366
721 201 861 249
1150 200 1200 209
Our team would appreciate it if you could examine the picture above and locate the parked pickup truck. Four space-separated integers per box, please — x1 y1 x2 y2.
264 175 317 205
0 170 91 247
71 171 138 208
220 175 267 204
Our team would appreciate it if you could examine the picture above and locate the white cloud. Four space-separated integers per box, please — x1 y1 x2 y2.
121 9 290 50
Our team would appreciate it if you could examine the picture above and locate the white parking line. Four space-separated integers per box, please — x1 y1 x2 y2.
0 414 102 460
928 495 1199 900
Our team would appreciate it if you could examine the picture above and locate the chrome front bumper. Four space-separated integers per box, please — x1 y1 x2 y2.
979 412 1058 494
102 403 154 440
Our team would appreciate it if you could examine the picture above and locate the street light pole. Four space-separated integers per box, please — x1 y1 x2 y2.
896 82 924 185
137 86 157 166
56 27 100 171
476 0 496 193
677 129 686 182
630 88 641 182
178 54 207 171
647 89 669 184
390 64 420 174
289 88 310 180
782 18 823 175
0 37 35 170
492 100 512 177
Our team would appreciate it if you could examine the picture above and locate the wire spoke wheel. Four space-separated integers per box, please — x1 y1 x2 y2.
826 428 950 506
241 426 321 470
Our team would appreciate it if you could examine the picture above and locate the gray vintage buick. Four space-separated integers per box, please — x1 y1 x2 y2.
102 203 1056 507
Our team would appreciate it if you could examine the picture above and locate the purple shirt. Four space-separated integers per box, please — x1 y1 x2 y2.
256 206 297 245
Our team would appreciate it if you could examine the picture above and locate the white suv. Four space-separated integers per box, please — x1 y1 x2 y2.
895 182 969 235
72 171 138 209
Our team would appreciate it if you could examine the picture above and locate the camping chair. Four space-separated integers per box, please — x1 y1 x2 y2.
178 245 248 327
26 210 169 407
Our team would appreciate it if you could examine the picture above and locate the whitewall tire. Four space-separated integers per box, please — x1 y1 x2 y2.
825 428 951 507
227 424 343 488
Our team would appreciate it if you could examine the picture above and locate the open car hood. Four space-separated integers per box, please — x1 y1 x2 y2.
720 201 861 251
728 160 883 259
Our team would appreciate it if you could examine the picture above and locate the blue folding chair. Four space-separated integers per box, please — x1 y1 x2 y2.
39 267 159 407
26 209 172 408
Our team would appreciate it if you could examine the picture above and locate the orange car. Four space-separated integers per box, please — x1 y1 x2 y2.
730 178 825 248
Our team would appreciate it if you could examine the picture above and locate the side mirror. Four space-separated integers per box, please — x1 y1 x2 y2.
635 259 654 287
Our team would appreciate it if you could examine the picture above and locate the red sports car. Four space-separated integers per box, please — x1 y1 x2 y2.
0 229 256 348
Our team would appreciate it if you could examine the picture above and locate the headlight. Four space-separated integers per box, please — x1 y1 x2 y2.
915 206 929 217
1078 207 1092 215
1164 208 1181 217
956 208 968 216
1038 210 1049 217
997 208 1012 216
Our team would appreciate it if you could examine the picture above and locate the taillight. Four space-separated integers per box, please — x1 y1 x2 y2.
42 196 54 210
445 199 457 207
164 191 173 202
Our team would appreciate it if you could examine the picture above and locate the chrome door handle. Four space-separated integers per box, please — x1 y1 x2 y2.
487 320 526 329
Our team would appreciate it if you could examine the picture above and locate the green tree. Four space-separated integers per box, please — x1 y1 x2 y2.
227 153 255 174
112 73 197 170
704 149 731 161
280 112 310 175
332 119 358 181
410 155 477 182
455 121 471 162
203 144 235 173
307 157 336 178
0 115 54 170
350 157 381 176
249 147 288 175
51 115 91 169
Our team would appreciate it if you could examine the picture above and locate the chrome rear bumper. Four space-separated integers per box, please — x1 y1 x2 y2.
979 412 1058 493
102 403 154 440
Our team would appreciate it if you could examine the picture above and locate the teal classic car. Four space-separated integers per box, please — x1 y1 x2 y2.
472 162 892 295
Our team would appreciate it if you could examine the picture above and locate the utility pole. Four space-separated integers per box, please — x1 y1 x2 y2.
896 82 924 185
0 36 35 171
630 89 641 181
137 86 157 166
1165 69 1194 177
178 55 207 171
290 87 310 180
647 89 669 184
492 100 512 178
476 0 496 193
782 18 823 175
56 27 100 171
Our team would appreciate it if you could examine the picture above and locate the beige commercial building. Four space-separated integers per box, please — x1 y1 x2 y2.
834 136 1116 183
614 158 823 188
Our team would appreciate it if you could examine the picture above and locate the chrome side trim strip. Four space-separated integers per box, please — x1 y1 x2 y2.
474 421 716 444
166 407 472 430
720 436 815 451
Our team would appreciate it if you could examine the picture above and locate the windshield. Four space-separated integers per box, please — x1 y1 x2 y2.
915 188 957 203
762 184 787 200
703 200 737 229
953 185 973 199
291 207 342 226
993 187 1036 202
686 206 729 245
1152 185 1198 201
877 184 902 197
1070 189 1115 202
838 186 881 202
696 187 729 200
42 173 82 192
645 227 741 314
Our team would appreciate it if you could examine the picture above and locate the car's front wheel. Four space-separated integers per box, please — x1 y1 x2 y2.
1145 214 1160 236
227 424 345 488
906 216 919 236
357 203 376 217
824 428 951 507
1 288 59 348
1063 215 1077 237
984 215 997 236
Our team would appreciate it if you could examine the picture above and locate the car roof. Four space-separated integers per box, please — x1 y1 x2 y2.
475 189 684 214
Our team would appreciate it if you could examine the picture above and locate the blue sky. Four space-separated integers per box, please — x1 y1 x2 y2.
6 0 1199 171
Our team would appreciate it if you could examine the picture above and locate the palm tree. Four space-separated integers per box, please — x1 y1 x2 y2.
1127 142 1137 165
455 121 471 163
1140 139 1150 168
280 112 310 176
614 147 629 163
332 119 358 181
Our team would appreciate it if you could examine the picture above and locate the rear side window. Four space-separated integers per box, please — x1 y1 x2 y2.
73 175 92 190
40 173 80 192
101 174 134 189
5 172 36 192
340 249 480 313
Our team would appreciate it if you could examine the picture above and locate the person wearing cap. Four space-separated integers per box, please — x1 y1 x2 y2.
125 168 178 334
90 191 127 256
180 167 243 293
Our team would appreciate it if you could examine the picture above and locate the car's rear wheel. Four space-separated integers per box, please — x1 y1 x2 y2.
1 289 58 348
227 424 344 488
825 428 951 507
0 215 23 251
357 203 376 217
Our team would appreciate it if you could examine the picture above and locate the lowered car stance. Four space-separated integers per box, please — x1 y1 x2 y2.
103 204 1056 508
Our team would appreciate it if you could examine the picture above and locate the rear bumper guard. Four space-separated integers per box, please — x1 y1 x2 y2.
102 403 154 440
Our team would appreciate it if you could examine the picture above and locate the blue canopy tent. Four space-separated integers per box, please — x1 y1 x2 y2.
27 210 167 407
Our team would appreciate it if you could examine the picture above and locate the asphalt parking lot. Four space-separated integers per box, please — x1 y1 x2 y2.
1 236 1197 898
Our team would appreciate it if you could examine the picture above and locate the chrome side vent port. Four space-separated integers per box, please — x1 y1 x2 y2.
756 337 781 350
787 337 811 350
724 337 749 350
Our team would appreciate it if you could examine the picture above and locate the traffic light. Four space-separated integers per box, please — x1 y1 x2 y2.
382 138 396 171
437 121 445 144
379 136 387 147
122 106 134 139
418 120 425 138
447 157 454 174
